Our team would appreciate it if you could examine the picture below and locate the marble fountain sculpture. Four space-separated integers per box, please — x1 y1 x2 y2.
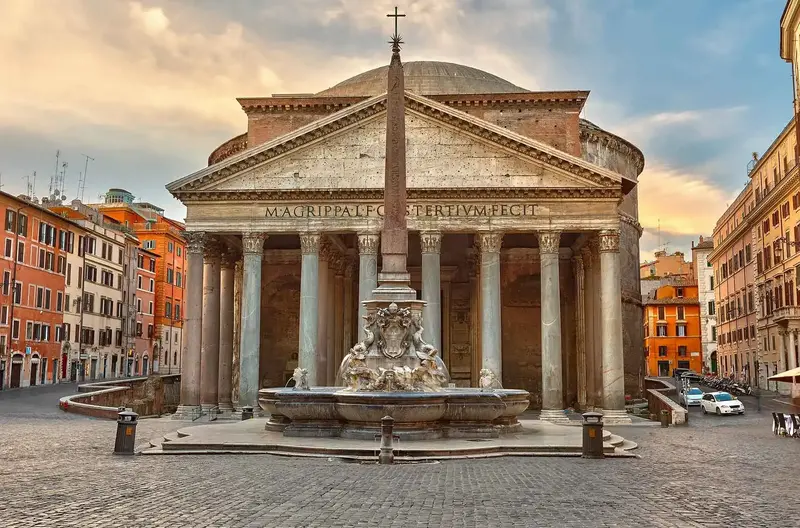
257 30 530 441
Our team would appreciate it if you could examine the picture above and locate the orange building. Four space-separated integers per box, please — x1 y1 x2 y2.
92 189 186 373
0 191 82 388
644 281 703 377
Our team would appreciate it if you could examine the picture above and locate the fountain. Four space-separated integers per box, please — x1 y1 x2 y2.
258 21 530 441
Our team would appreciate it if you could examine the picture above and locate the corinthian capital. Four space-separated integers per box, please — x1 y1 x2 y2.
241 232 267 255
420 231 442 254
184 231 206 255
537 231 561 255
357 232 380 255
299 233 320 255
598 230 620 253
477 232 503 254
203 235 223 260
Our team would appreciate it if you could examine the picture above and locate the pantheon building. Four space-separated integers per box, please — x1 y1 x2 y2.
167 61 645 421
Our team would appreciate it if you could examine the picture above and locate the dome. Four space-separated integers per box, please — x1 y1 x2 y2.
317 61 529 97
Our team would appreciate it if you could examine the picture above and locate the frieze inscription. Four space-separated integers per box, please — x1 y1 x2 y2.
264 203 539 219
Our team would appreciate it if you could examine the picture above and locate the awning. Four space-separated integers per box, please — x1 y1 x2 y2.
768 367 800 382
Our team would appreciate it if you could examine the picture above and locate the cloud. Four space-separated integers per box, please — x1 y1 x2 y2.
637 163 741 240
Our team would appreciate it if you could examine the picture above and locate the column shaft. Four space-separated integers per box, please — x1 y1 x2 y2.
539 232 567 423
238 232 266 411
217 252 236 412
591 240 604 408
200 237 222 412
478 233 503 381
599 230 629 423
581 246 596 409
175 232 205 419
298 234 320 385
790 330 798 370
326 260 336 385
421 232 443 352
357 233 379 339
342 262 354 373
333 265 345 384
316 245 329 386
574 255 587 410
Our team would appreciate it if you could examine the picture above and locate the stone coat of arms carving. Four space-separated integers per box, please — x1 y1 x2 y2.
376 303 412 359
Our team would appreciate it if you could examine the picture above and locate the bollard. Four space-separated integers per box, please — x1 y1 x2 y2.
241 406 254 421
581 411 604 459
114 410 139 455
660 409 671 428
379 415 395 465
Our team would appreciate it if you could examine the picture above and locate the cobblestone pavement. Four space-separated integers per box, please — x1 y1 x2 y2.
1 385 799 527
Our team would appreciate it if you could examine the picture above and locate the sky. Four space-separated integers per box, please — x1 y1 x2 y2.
0 0 792 261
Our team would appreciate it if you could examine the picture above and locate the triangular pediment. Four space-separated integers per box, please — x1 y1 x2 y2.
167 91 623 199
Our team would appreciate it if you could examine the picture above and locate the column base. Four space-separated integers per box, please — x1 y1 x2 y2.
172 405 203 421
539 409 571 424
599 409 632 425
217 401 235 413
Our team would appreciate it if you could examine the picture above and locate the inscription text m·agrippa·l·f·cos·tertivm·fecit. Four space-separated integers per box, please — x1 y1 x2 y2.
264 203 539 219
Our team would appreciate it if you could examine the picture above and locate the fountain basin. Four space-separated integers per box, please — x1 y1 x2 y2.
258 387 530 440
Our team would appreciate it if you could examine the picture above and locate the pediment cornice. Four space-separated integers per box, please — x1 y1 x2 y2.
168 92 624 197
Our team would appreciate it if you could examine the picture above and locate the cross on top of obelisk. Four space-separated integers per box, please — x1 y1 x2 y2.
387 6 405 52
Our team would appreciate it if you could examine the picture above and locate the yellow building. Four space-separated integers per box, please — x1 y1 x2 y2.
781 1 800 152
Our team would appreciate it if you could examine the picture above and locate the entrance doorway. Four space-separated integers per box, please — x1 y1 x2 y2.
0 360 5 390
90 358 97 380
658 361 670 377
711 352 718 374
677 360 690 370
29 357 39 387
142 357 149 376
52 359 58 384
10 355 22 388
111 355 118 378
40 358 47 385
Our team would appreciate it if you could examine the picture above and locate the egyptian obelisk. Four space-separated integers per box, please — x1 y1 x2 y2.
374 8 415 301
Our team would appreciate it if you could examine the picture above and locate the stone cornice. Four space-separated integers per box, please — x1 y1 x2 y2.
619 211 643 237
173 187 622 203
579 124 645 176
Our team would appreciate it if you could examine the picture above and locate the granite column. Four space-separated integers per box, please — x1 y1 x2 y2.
478 233 503 382
599 230 630 424
357 233 379 338
238 232 266 412
217 249 237 412
581 245 596 409
333 259 345 384
298 234 320 385
200 236 222 413
420 231 442 353
326 255 337 385
538 231 568 423
316 240 330 386
574 254 587 411
174 231 205 420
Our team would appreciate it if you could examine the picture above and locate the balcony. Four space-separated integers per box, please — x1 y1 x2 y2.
772 305 800 324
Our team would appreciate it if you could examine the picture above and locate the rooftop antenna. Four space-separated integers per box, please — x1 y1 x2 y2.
79 154 93 202
49 150 60 197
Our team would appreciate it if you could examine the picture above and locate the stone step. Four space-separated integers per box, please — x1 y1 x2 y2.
616 439 638 452
606 434 624 447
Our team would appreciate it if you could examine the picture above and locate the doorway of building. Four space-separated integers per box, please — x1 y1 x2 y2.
710 352 718 374
0 360 5 390
52 359 58 384
142 357 148 376
677 360 690 370
40 358 47 385
29 358 39 386
10 355 22 388
658 361 670 377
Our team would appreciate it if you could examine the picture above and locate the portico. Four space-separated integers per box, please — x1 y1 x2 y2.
167 64 642 425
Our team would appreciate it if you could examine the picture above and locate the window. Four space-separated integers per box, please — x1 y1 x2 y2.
168 241 174 253
65 294 70 313
44 289 51 310
149 259 155 273
176 272 182 288
677 324 687 337
748 291 754 312
11 319 19 339
149 278 154 292
165 301 172 319
677 306 685 320
657 306 665 320
85 265 97 282
0 305 7 325
3 238 10 258
1 270 8 296
5 210 15 232
678 346 687 357
83 293 95 313
138 275 143 289
12 282 21 304
174 304 181 320
36 286 44 308
757 252 763 274
16 241 23 262
136 322 143 336
137 298 142 313
66 263 71 286
783 202 791 218
708 300 715 315
711 326 717 341
17 214 27 237
656 324 667 337
147 324 154 338
143 240 156 250
745 244 751 262
763 219 770 234
101 270 114 287
148 301 153 315
166 267 174 284
744 326 749 340
658 346 667 357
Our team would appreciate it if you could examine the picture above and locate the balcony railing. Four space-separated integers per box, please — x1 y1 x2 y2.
772 305 800 323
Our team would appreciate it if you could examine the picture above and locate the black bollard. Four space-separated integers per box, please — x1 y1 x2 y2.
114 410 139 455
581 412 604 459
660 409 671 428
241 406 254 421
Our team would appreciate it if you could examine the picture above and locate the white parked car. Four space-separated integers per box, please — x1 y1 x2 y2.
679 387 704 406
700 392 745 415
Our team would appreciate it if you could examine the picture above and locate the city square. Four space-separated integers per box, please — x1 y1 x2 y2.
3 1 800 526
